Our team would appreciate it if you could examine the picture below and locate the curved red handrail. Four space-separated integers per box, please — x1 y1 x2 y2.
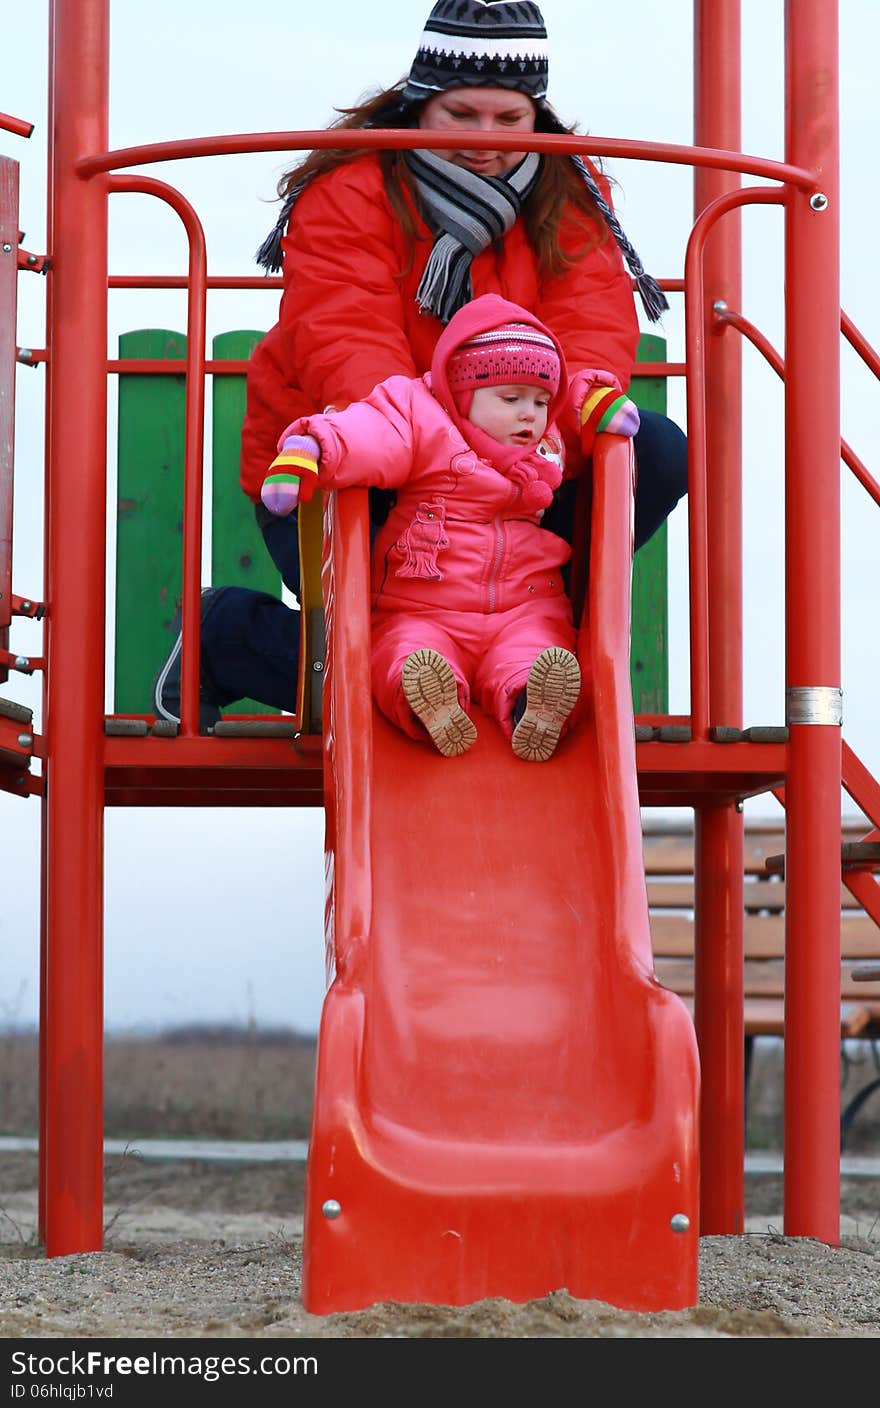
108 173 207 737
75 128 817 190
683 184 786 737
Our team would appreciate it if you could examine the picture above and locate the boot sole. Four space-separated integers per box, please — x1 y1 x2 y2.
511 647 581 762
401 649 477 758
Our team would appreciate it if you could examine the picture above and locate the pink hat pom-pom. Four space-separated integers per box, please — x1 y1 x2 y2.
520 479 554 513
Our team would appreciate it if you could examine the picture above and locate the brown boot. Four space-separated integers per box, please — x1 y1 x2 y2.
511 647 581 762
401 649 477 758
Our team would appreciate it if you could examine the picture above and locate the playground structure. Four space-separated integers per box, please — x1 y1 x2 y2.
2 0 879 1311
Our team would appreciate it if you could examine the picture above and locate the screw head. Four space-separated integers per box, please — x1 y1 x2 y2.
712 299 728 313
313 660 324 672
809 192 829 212
17 734 33 748
322 1198 342 1220
14 655 29 670
27 254 37 265
670 1213 691 1233
20 600 32 612
2 243 12 254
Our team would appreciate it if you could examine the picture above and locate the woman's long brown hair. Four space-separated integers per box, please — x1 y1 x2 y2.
275 82 609 278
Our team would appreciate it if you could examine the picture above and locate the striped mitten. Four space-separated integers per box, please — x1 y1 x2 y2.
261 433 321 515
580 384 640 455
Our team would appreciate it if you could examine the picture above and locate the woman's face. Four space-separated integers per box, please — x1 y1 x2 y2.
418 87 537 177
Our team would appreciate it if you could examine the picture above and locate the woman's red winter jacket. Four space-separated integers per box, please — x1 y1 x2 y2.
240 152 640 502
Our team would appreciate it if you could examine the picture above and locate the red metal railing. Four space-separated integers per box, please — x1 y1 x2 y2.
108 174 208 738
716 306 880 507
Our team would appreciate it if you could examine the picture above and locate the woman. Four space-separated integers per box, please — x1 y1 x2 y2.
155 0 686 727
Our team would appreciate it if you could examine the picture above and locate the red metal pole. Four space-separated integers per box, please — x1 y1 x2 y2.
692 0 745 1235
782 0 841 1242
0 158 18 662
43 0 108 1255
39 6 59 1244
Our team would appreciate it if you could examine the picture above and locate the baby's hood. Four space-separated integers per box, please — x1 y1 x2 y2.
428 288 566 504
430 293 569 457
433 299 568 436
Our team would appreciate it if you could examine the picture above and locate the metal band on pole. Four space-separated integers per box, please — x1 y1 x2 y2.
785 687 843 726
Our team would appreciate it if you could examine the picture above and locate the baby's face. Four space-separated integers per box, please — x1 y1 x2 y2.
467 385 550 447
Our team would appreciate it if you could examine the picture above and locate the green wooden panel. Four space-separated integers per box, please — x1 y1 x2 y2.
629 332 670 714
211 329 279 715
114 329 187 713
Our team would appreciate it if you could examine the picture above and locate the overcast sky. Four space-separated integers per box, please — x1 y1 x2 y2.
2 1 878 1033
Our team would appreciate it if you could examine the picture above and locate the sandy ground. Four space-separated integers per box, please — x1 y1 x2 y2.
1 1153 878 1339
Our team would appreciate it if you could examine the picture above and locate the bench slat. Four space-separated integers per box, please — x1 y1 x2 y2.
654 957 880 1001
670 993 875 1039
642 822 870 878
649 912 880 958
646 879 862 911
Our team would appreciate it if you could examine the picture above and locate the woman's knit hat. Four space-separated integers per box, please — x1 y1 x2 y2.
447 322 560 399
402 1 549 104
255 0 668 323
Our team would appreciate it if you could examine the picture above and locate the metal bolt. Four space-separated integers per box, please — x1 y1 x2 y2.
17 349 33 363
809 192 829 212
15 777 26 787
670 1213 691 1233
14 655 29 670
2 243 12 254
17 734 33 748
20 600 31 612
313 660 324 672
712 299 728 313
321 1199 342 1220
735 799 744 813
27 254 37 265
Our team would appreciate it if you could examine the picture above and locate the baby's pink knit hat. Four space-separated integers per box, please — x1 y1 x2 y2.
447 323 561 404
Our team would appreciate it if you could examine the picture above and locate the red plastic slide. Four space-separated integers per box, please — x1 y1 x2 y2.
303 436 700 1313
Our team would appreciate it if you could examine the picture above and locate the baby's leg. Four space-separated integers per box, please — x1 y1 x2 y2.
474 600 580 759
371 611 476 756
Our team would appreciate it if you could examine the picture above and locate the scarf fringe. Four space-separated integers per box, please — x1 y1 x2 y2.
414 235 473 320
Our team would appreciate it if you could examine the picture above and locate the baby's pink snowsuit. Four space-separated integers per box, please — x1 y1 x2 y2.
281 294 582 741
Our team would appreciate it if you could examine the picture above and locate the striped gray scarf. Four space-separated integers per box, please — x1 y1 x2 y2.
403 149 541 324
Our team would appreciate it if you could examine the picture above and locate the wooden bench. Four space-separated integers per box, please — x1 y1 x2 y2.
643 817 880 1146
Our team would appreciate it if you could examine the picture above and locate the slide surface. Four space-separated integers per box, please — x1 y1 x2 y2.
303 439 700 1313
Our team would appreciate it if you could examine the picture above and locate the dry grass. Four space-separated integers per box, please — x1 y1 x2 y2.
0 1027 317 1141
1 1027 879 1151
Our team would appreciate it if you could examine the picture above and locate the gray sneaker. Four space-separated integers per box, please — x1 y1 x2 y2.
152 587 224 732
